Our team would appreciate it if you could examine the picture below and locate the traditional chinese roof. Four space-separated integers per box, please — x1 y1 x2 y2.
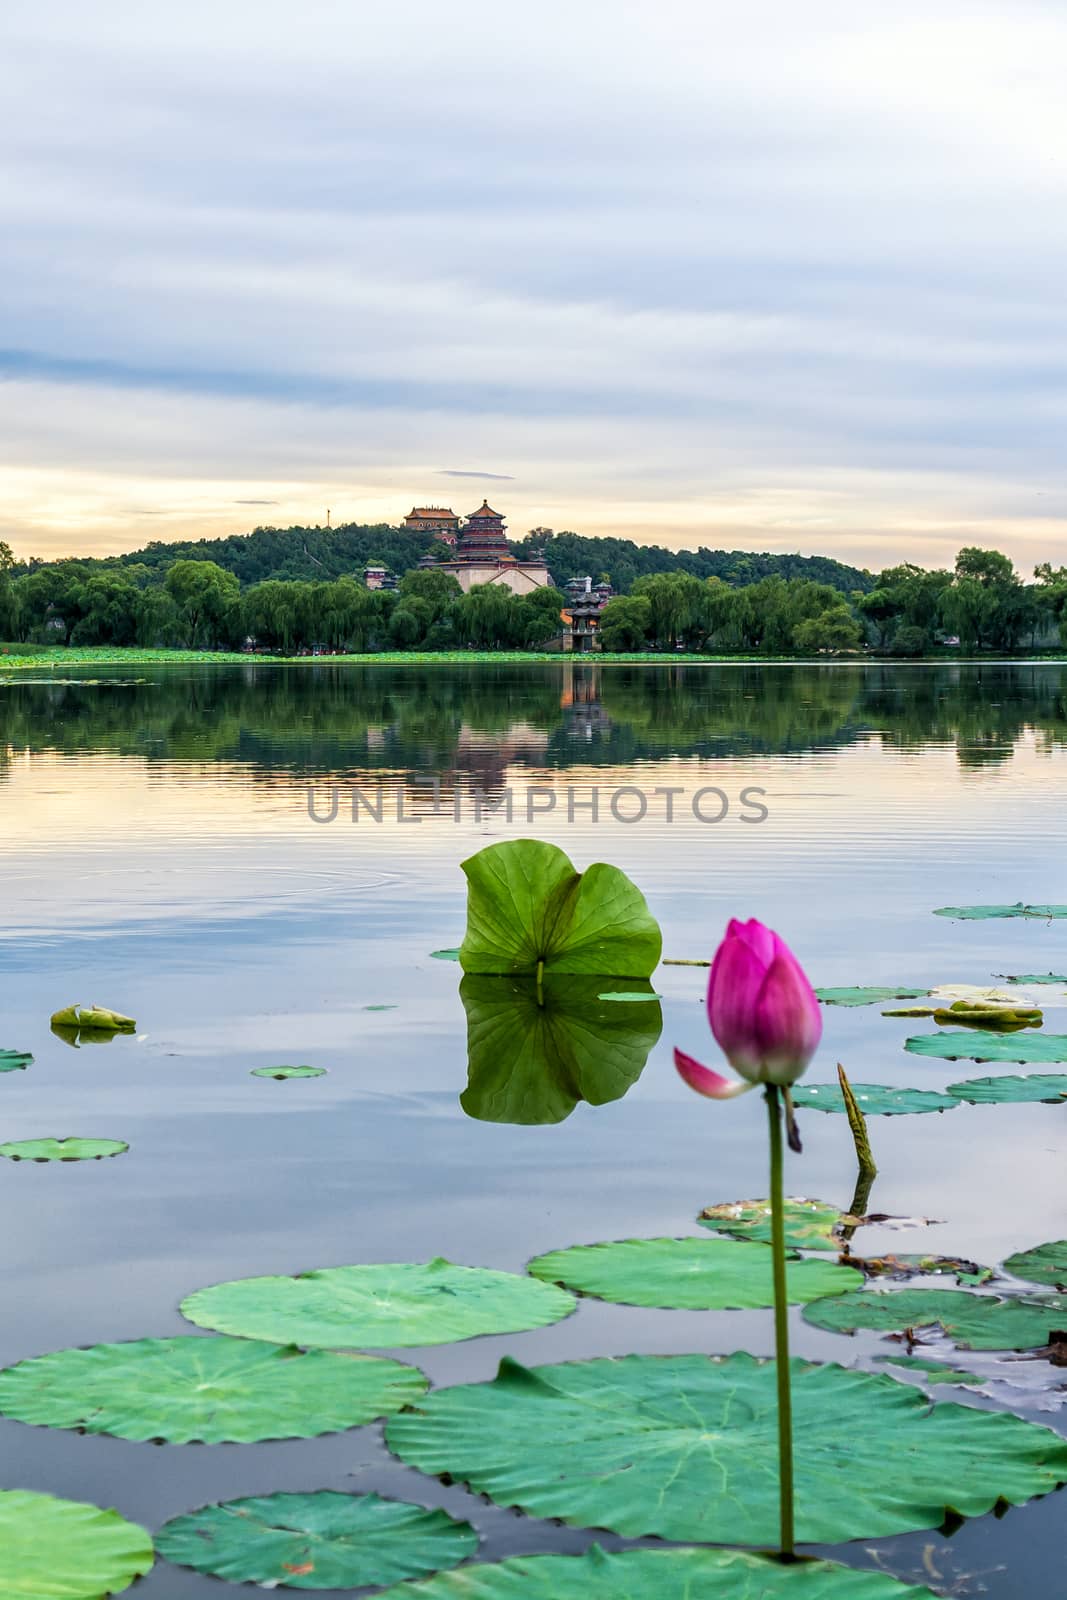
406 507 457 520
467 500 502 519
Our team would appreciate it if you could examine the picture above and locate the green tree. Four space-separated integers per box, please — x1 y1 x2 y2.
598 595 652 651
165 561 241 648
792 606 863 653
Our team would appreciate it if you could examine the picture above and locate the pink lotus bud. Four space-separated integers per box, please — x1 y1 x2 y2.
674 918 822 1096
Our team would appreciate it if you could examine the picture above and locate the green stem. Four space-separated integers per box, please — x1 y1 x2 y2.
766 1085 795 1559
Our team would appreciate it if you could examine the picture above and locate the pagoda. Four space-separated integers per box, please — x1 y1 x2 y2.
455 501 510 563
423 499 554 596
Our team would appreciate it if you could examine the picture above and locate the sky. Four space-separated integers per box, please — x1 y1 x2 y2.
3 0 1067 572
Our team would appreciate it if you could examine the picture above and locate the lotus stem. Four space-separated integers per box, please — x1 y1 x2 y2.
766 1084 796 1560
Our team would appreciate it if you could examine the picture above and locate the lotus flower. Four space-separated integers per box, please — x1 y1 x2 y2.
674 918 821 1099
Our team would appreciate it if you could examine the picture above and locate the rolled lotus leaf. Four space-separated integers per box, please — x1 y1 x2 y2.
50 1004 136 1032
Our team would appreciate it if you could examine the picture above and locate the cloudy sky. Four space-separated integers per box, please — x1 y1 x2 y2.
3 0 1067 570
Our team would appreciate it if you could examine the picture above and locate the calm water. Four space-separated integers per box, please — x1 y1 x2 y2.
2 661 1066 1597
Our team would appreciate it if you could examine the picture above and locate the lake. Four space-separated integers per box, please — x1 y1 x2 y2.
1 660 1066 1596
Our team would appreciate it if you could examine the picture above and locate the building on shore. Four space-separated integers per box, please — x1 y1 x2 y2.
402 506 460 545
559 575 614 652
364 564 398 591
421 500 554 596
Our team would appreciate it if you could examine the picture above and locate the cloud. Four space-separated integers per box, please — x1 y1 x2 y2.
438 470 514 480
234 498 279 505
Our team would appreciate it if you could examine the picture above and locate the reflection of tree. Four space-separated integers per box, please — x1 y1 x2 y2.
2 663 1067 785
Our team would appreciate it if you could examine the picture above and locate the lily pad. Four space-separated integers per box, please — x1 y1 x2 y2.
527 1236 856 1309
50 1003 136 1031
366 1545 936 1599
0 1489 153 1598
250 1065 327 1080
946 1074 1067 1104
597 990 663 1002
697 1196 844 1251
873 1355 981 1387
0 1336 427 1443
0 1049 32 1073
1004 1241 1067 1290
385 1351 1067 1543
429 948 461 961
906 1031 1067 1065
0 1137 128 1162
814 986 929 1007
803 1288 1067 1350
181 1259 575 1348
460 974 660 1125
792 1083 958 1116
844 1254 992 1285
459 839 661 977
996 972 1067 985
934 903 1067 919
156 1492 476 1589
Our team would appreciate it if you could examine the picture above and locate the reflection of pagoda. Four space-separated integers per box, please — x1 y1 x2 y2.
421 500 554 596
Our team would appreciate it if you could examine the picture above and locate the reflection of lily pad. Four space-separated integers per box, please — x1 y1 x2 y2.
698 1196 844 1251
804 1288 1067 1350
906 1031 1067 1065
50 1004 136 1031
182 1259 575 1347
367 1545 935 1600
946 1074 1067 1104
814 987 929 1007
0 1049 32 1073
934 903 1067 920
460 975 661 1125
0 1336 426 1442
386 1351 1067 1543
157 1492 477 1591
1004 1241 1067 1290
250 1066 327 1080
528 1236 856 1308
0 1491 153 1599
792 1083 958 1116
459 840 661 977
0 1138 128 1162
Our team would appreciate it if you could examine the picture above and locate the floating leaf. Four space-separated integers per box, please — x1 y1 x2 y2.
156 1492 476 1589
364 1004 397 1011
0 1490 153 1599
814 986 929 1007
881 1007 936 1017
996 973 1067 985
50 1003 136 1031
792 1083 958 1116
0 1049 32 1073
527 1236 856 1309
366 1545 935 1600
946 1074 1067 1104
182 1259 575 1348
0 1137 128 1162
844 1254 992 1285
873 1355 981 1387
250 1065 327 1080
597 990 663 1002
803 1288 1067 1350
933 903 1067 919
385 1351 1067 1543
460 975 660 1125
697 1196 845 1251
906 1031 1067 1065
1004 1241 1067 1291
930 1003 1042 1031
429 949 461 961
0 1336 426 1443
459 840 661 978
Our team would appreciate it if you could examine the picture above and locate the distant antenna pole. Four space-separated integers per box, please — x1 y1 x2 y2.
326 508 331 528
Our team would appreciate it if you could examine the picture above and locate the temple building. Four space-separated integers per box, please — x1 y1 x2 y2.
402 506 460 546
421 500 554 595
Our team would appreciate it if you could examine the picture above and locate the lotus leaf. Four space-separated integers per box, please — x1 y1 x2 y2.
50 1004 136 1031
697 1196 844 1251
803 1288 1067 1350
0 1049 32 1073
385 1351 1067 1543
792 1083 958 1115
1003 1241 1067 1290
459 839 661 977
933 903 1067 919
946 1074 1067 1104
182 1259 575 1347
0 1138 128 1162
156 1492 476 1589
814 986 929 1007
251 1065 327 1080
996 973 1067 985
0 1336 426 1443
368 1545 936 1600
460 974 660 1125
528 1236 855 1308
0 1490 153 1598
906 1031 1067 1065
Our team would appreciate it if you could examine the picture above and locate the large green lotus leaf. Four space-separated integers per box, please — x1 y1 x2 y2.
367 1545 935 1600
528 1236 856 1308
1004 1240 1067 1290
697 1196 845 1251
792 1083 958 1116
181 1259 575 1347
0 1137 128 1162
814 986 929 1007
946 1074 1067 1104
0 1489 153 1598
459 840 661 977
156 1492 476 1590
0 1336 427 1443
933 903 1067 919
385 1351 1067 1544
803 1288 1067 1350
907 1030 1067 1065
0 1049 32 1073
460 974 660 1125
